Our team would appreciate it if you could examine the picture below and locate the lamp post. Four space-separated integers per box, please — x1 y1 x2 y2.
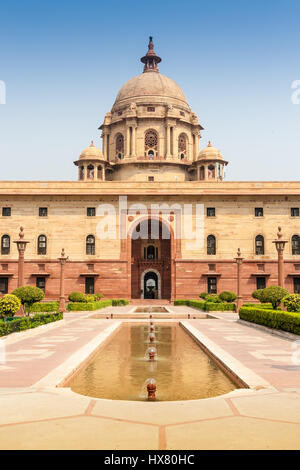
58 248 69 312
272 226 288 288
13 227 30 288
234 248 244 312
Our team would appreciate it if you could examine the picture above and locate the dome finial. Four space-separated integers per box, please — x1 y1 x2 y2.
208 141 212 147
140 36 162 73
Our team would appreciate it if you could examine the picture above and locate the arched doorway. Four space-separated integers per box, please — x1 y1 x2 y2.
143 271 159 299
130 218 172 300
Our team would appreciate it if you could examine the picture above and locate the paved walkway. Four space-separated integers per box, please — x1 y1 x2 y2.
0 307 299 450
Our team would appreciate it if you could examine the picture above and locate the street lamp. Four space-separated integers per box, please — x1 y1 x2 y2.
272 226 288 288
58 248 69 312
234 248 244 312
13 227 30 287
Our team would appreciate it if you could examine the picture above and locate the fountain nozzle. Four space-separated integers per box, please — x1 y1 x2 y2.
147 379 156 400
148 347 156 361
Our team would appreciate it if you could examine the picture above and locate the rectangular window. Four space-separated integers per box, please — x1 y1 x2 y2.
147 107 155 112
36 277 46 293
148 176 154 182
85 277 95 294
208 264 216 272
87 207 96 217
207 207 216 217
255 207 263 217
0 277 8 294
291 208 300 217
2 207 11 217
294 278 300 294
39 207 48 217
256 277 266 290
207 277 217 294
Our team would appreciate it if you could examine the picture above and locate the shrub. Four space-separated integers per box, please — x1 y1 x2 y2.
30 302 59 313
199 292 208 299
84 294 95 303
282 294 300 312
188 300 206 310
259 286 289 310
112 299 129 306
67 300 112 311
68 292 86 302
252 289 265 302
174 300 190 306
12 286 44 315
205 294 221 303
0 294 21 318
0 312 63 337
94 293 104 300
243 302 273 310
204 302 236 312
219 291 237 302
239 306 300 335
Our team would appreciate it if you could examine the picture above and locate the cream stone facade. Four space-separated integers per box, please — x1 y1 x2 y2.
0 38 300 301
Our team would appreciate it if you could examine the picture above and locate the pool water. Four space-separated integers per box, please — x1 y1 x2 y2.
65 323 238 401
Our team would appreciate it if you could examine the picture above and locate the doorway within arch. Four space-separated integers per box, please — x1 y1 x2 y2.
142 270 161 299
130 218 172 300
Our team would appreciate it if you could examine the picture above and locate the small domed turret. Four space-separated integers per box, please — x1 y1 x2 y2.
195 141 228 181
74 141 111 182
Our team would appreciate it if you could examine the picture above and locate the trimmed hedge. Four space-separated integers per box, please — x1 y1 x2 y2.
112 299 129 306
174 299 236 312
67 299 130 311
242 303 274 310
204 302 236 312
30 302 59 313
239 306 300 335
0 312 63 337
67 300 113 311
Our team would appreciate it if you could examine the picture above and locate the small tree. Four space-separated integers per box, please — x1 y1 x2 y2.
205 294 221 303
252 289 266 303
260 286 289 310
12 286 44 315
68 292 86 302
94 293 104 300
282 294 300 312
219 291 237 302
0 294 21 319
199 292 208 299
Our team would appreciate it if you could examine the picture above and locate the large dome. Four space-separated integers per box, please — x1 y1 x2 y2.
112 71 190 111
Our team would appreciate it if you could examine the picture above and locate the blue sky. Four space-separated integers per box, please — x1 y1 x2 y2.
0 0 299 181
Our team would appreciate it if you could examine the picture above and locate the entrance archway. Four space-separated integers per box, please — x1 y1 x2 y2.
129 218 172 300
141 269 161 299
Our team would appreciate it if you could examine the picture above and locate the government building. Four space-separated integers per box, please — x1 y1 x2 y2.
1 38 300 301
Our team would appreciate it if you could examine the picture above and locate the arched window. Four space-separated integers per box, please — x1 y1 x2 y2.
145 129 158 157
200 166 205 180
37 235 47 255
255 235 264 255
178 133 187 158
1 235 10 255
208 165 215 179
97 165 103 180
147 245 155 259
292 235 300 255
207 235 216 255
79 166 84 181
86 235 95 255
115 133 124 158
87 165 94 180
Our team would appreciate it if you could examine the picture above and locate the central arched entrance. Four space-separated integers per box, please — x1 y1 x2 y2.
143 271 159 299
130 218 172 300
